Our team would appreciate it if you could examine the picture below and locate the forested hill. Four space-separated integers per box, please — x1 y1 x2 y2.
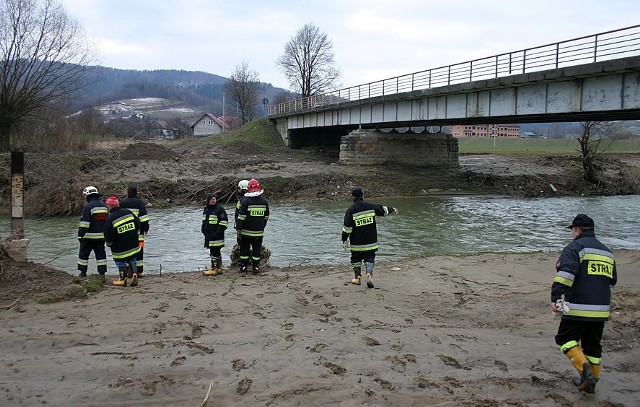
71 66 287 116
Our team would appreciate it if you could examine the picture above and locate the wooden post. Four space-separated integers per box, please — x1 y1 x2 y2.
11 151 25 238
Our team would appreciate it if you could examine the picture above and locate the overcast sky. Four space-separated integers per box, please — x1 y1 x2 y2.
62 0 639 90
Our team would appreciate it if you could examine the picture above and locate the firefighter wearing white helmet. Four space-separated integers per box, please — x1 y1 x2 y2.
234 180 250 245
236 178 269 274
77 186 108 279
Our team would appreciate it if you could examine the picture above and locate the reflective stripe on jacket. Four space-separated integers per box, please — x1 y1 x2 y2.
342 198 395 251
236 195 269 237
78 197 108 239
104 207 141 260
551 230 617 321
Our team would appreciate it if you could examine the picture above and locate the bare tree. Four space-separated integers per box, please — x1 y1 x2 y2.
0 0 94 151
577 121 616 185
224 61 260 125
277 23 340 97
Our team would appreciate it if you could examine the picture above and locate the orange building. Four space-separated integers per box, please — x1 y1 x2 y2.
451 124 520 138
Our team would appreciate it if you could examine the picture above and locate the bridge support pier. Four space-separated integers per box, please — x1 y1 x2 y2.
339 129 459 167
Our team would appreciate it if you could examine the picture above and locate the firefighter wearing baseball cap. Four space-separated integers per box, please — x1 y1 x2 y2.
201 192 228 276
342 188 398 289
551 214 617 393
120 184 150 277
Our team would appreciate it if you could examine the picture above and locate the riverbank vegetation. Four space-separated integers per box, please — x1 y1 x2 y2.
1 119 638 218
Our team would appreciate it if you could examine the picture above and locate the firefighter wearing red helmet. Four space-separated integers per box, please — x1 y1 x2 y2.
235 178 269 274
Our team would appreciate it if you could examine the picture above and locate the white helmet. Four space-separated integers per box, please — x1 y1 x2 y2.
83 186 99 196
237 180 249 191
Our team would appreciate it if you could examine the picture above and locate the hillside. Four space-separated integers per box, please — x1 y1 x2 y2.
69 66 289 119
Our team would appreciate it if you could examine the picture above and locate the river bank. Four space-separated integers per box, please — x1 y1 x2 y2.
0 250 638 406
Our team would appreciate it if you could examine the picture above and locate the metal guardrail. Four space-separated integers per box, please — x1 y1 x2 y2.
268 24 640 116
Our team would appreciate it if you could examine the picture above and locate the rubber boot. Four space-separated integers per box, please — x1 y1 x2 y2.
137 265 145 278
364 262 375 288
566 346 596 393
127 265 138 287
252 260 260 275
351 265 362 285
203 258 218 276
216 256 223 275
240 261 248 274
112 268 128 287
573 363 601 390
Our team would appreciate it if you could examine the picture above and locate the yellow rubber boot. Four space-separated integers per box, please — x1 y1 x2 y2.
566 346 596 393
203 258 218 276
112 268 128 287
591 363 600 381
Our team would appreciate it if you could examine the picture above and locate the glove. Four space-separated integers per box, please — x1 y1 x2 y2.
394 207 399 215
342 240 350 251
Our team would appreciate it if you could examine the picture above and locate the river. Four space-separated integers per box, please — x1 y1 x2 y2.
2 195 639 275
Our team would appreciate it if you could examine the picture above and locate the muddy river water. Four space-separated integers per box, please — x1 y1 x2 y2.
3 195 639 275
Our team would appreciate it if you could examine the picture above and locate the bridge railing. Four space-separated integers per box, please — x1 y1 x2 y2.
268 24 640 116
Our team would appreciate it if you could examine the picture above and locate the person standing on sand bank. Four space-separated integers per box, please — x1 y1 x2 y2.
236 178 269 274
77 186 108 279
234 180 249 246
120 185 149 277
342 188 397 288
104 196 141 287
201 192 228 276
551 213 617 394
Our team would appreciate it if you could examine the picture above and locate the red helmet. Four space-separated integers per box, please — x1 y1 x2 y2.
247 178 261 193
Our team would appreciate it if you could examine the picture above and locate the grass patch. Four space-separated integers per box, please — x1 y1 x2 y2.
457 137 640 155
36 276 105 304
169 118 284 150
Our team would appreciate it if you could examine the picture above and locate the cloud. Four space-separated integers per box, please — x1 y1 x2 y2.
62 0 640 89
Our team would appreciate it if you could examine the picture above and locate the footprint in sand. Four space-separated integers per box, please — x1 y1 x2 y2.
494 360 508 372
171 356 186 367
236 377 252 394
232 359 246 371
191 325 203 338
309 343 327 353
363 336 380 346
437 355 462 369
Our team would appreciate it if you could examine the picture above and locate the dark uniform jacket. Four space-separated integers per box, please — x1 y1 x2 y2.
201 193 229 247
104 206 141 260
342 197 396 252
236 195 269 238
552 230 617 321
78 196 108 240
120 195 150 235
234 192 246 229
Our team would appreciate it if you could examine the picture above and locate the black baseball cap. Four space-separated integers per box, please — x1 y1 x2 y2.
566 214 594 229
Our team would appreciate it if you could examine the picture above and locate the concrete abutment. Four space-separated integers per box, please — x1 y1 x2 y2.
339 129 459 167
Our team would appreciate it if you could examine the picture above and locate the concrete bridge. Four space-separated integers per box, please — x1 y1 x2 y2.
267 25 640 167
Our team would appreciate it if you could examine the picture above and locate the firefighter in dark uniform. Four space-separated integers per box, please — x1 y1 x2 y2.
104 196 141 287
236 178 269 274
234 180 249 245
77 186 108 278
120 185 149 277
551 214 617 394
201 192 228 276
342 188 397 289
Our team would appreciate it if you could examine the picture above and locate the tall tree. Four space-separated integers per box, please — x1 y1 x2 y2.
577 121 615 185
224 61 260 125
0 0 94 151
277 23 340 97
